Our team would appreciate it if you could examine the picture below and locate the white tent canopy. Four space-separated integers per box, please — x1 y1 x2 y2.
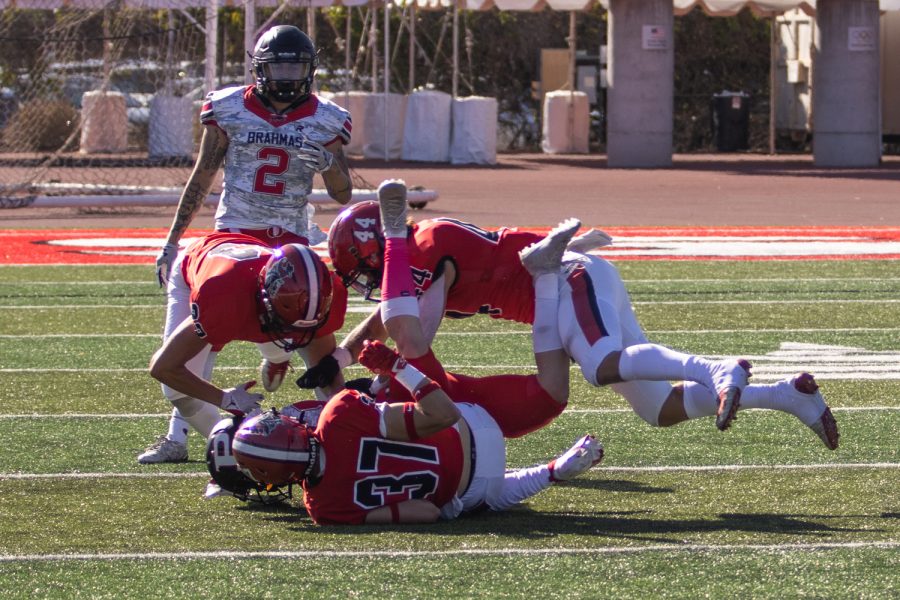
2 0 899 12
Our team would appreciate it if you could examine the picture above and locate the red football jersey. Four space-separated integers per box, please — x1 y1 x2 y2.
408 219 542 324
181 232 346 348
303 390 464 525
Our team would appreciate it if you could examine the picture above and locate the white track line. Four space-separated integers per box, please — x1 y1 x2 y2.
2 463 897 481
1 541 898 562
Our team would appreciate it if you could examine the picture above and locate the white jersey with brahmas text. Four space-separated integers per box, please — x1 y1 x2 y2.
201 85 352 237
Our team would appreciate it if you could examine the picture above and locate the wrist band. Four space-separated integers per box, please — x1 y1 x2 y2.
393 362 428 392
403 402 420 440
389 502 400 523
413 381 441 402
333 346 353 369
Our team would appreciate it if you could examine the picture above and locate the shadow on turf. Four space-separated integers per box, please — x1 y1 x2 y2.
239 490 875 542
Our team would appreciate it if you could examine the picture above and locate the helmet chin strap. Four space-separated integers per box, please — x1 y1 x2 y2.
254 84 310 114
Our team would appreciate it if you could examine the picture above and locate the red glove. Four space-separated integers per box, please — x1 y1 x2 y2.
358 340 405 377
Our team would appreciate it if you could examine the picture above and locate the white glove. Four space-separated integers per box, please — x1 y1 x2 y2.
221 381 263 416
155 242 179 288
297 140 334 173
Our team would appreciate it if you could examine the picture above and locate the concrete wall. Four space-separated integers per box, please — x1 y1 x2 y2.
607 0 674 167
813 0 881 166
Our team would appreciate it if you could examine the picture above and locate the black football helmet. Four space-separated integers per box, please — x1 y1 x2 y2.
251 25 317 104
205 416 291 505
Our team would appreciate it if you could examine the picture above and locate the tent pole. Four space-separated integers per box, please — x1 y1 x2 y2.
370 9 378 93
307 4 316 43
244 0 256 84
384 0 390 162
568 11 576 152
205 0 218 94
452 1 459 99
769 15 777 155
409 2 416 93
345 8 352 95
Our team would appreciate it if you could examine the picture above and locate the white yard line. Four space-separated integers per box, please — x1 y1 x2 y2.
1 327 899 339
0 406 893 419
8 277 900 284
0 540 898 562
3 299 900 310
1 463 897 481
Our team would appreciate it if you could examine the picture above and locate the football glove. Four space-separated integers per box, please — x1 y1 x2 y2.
358 340 404 377
297 140 334 173
221 381 263 416
296 354 340 390
155 242 179 288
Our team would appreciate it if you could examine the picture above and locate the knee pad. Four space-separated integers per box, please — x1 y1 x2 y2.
609 379 674 427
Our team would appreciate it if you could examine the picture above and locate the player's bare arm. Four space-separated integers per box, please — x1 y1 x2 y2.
149 318 231 405
381 377 460 440
364 499 440 524
164 126 228 246
321 140 352 204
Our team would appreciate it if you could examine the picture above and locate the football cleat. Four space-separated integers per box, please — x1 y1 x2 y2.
519 218 581 277
260 359 291 392
710 358 752 431
566 228 613 253
377 179 409 238
137 435 188 464
548 435 604 482
778 373 840 450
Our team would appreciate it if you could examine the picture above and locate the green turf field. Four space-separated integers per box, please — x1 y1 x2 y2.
0 260 897 599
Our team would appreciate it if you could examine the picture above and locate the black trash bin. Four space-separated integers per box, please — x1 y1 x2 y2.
710 91 750 152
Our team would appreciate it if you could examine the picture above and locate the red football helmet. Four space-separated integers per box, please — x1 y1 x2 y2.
258 243 333 351
232 409 319 486
327 201 384 301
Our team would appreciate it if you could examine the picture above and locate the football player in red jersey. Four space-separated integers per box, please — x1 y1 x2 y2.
226 181 602 524
140 232 348 465
312 187 839 451
143 25 353 461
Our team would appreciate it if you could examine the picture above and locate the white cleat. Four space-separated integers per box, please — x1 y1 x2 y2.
709 358 752 431
137 435 188 464
566 228 613 253
260 359 291 393
519 217 581 277
777 373 839 450
377 179 409 238
548 435 604 482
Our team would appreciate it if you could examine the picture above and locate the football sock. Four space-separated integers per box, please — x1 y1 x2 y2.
619 343 712 385
408 348 450 388
380 237 419 321
488 465 552 511
533 273 563 353
166 408 190 444
741 380 821 425
172 398 222 439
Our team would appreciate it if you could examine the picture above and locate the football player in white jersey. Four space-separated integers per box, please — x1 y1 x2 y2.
140 25 352 465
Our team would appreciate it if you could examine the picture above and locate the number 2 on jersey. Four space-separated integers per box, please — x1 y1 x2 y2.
253 147 290 195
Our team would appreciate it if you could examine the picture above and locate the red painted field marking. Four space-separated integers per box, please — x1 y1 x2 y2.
2 227 900 264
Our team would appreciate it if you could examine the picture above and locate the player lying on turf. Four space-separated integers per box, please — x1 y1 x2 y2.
143 232 347 464
208 181 603 524
307 185 838 449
